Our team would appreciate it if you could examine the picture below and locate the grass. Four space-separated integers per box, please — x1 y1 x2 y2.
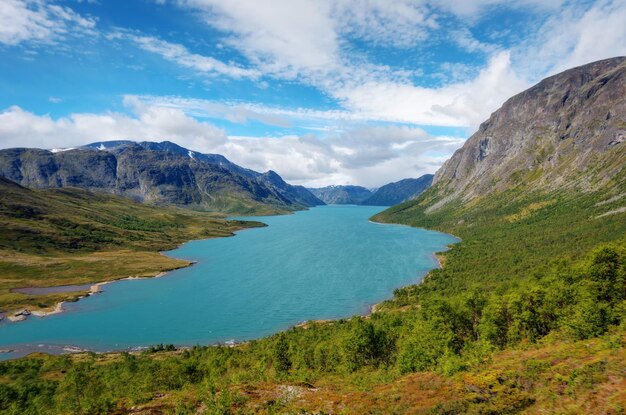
0 178 264 313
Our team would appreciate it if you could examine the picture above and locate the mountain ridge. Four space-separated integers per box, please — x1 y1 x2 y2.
308 185 373 204
361 175 433 206
0 141 324 215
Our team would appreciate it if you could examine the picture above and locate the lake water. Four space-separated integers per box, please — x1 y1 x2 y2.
0 205 457 359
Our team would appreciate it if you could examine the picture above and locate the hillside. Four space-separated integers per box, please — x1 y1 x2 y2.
430 56 626 205
0 141 322 215
361 175 433 206
374 57 626 283
308 185 373 204
0 177 262 314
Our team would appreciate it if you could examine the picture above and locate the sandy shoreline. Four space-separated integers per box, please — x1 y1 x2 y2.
2 270 176 323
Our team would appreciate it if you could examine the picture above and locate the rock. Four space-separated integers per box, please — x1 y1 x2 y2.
431 57 626 207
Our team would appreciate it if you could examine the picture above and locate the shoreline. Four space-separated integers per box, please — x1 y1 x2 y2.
2 211 459 360
1 215 267 323
2 265 191 324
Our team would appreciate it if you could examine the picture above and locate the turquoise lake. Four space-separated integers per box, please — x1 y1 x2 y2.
0 205 457 359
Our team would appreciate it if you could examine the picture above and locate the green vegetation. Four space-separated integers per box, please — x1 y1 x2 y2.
1 166 624 413
0 178 264 313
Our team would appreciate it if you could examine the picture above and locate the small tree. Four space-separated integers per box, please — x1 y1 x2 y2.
344 319 391 371
273 334 291 374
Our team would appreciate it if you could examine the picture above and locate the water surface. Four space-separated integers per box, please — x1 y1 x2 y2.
0 205 456 358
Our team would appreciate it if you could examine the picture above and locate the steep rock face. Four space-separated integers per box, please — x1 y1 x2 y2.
433 57 626 207
0 141 321 213
361 175 433 206
259 171 325 207
308 185 373 204
0 148 119 190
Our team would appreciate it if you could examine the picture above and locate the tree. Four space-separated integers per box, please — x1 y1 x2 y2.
344 319 391 371
273 334 291 374
587 246 625 303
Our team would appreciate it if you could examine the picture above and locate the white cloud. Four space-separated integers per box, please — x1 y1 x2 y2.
450 27 498 54
0 99 226 151
213 126 465 187
131 94 373 127
182 0 340 79
333 51 528 128
113 32 261 79
154 0 624 131
0 0 96 46
332 0 438 48
429 0 565 18
514 0 626 78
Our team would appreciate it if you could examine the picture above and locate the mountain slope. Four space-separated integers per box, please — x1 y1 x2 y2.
259 170 325 207
0 141 322 215
430 56 626 208
361 175 433 206
308 185 373 204
375 57 626 283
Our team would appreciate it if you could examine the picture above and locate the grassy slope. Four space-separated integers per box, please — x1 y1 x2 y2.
374 145 626 300
0 178 264 313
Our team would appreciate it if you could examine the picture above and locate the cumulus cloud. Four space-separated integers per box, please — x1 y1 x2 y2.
514 0 626 78
333 51 528 128
216 126 464 187
0 0 96 46
332 0 438 48
0 98 226 151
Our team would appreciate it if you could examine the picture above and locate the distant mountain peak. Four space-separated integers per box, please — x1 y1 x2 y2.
308 185 372 205
361 175 433 206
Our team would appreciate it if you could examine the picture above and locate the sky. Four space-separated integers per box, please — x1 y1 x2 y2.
0 0 624 187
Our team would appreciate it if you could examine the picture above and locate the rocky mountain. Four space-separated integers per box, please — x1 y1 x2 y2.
88 141 325 208
308 185 373 204
429 57 626 210
0 141 323 214
361 175 433 206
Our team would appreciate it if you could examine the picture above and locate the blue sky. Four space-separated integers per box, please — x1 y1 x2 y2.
0 0 624 186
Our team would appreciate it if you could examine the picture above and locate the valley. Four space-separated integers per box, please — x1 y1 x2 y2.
0 5 624 410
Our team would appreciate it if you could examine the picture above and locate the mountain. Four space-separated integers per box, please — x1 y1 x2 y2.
0 141 323 214
375 56 626 298
308 175 433 206
366 58 626 412
308 185 373 204
258 170 325 207
428 57 626 208
361 175 433 206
